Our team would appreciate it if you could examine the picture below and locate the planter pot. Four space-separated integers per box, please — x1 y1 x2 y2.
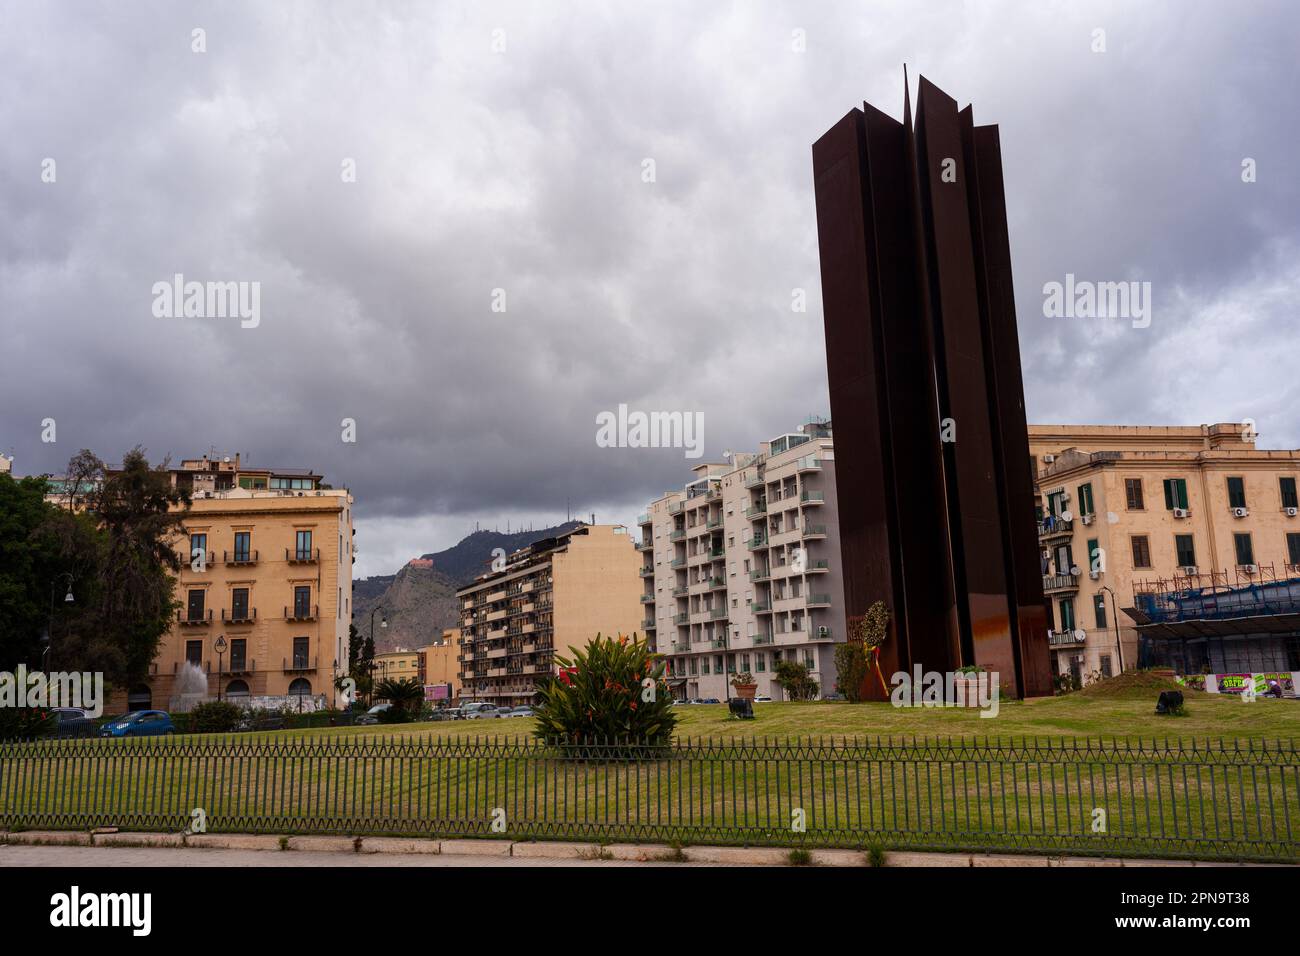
731 683 758 701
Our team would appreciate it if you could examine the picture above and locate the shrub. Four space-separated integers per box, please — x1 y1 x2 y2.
533 633 677 745
0 707 55 742
375 678 423 722
773 660 819 701
187 700 244 733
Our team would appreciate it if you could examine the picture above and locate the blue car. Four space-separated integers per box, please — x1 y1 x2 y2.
99 710 175 738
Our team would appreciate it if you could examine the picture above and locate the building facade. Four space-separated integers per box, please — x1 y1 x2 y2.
372 648 420 686
639 422 847 701
1029 423 1300 683
455 525 642 707
112 454 354 712
418 628 462 704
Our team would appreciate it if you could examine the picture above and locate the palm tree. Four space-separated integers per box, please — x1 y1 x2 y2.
374 677 424 721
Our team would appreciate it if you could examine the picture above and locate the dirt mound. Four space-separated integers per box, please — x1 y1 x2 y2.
1077 669 1203 699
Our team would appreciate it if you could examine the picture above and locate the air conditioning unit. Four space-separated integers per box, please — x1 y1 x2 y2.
1233 507 1248 518
1043 454 1056 464
1173 508 1189 518
818 626 829 637
1081 514 1094 526
1178 565 1198 576
1242 564 1259 574
1089 570 1101 580
1287 507 1298 518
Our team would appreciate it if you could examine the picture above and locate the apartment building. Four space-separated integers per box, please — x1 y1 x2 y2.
418 628 462 704
372 648 420 686
455 525 642 706
113 453 354 712
640 422 847 701
1029 423 1300 683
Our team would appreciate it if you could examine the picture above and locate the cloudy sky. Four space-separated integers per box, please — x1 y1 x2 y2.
2 0 1297 578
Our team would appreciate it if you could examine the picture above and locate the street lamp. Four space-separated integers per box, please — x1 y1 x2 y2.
365 607 388 704
42 572 75 672
214 635 228 701
1099 585 1125 673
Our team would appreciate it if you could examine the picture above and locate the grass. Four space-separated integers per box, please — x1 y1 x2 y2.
3 688 1296 863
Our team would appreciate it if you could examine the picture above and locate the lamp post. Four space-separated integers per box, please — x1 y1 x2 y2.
41 572 76 673
214 635 228 701
366 607 387 704
1100 585 1125 673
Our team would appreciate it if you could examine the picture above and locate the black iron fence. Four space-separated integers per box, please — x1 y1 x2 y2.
1 735 1296 862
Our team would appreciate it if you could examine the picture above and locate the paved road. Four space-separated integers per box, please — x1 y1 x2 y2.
0 845 708 867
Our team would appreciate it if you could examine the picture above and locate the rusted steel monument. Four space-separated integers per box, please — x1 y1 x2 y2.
812 73 1053 698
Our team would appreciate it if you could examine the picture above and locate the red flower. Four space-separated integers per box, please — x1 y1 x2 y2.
559 666 578 687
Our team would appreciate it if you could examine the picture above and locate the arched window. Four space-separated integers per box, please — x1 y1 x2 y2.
288 678 312 697
127 685 152 711
225 680 250 699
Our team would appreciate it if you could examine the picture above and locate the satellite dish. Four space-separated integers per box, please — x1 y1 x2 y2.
1069 565 1082 577
1059 510 1074 522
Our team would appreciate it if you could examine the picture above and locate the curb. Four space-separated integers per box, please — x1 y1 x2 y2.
0 831 1282 866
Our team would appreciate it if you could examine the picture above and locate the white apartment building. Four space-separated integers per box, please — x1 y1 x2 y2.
638 422 847 700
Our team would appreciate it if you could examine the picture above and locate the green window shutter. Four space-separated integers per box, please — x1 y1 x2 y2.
1164 479 1174 510
1087 538 1100 572
1177 479 1189 509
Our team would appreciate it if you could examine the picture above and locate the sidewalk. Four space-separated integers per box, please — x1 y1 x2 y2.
2 830 1273 866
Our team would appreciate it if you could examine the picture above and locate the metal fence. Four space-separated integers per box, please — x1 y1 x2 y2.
1 735 1296 862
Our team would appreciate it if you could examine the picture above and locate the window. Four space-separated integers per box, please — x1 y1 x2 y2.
295 530 313 560
187 589 206 621
230 638 247 671
293 586 312 618
756 654 766 673
1094 593 1108 629
293 637 310 669
185 640 203 665
226 679 250 698
1131 535 1152 568
189 533 207 563
1175 534 1197 568
1288 533 1300 567
1059 597 1075 632
1163 478 1189 511
288 677 312 696
233 531 251 562
231 587 249 620
701 659 710 675
1077 483 1095 516
1234 533 1254 566
689 657 698 676
1281 477 1299 510
1125 478 1144 510
1227 476 1247 510
1100 655 1113 679
1086 538 1101 573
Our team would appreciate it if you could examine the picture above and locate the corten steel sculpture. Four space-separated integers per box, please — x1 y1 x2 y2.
812 72 1053 699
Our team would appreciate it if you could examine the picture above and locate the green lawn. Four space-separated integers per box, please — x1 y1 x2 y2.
247 692 1299 744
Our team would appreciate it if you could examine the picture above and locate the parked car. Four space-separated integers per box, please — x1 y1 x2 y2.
462 703 502 720
503 706 534 718
354 703 390 726
753 695 772 703
51 707 98 739
99 710 175 738
698 697 721 704
672 698 689 706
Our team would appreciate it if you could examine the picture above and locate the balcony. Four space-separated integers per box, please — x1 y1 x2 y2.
709 638 727 649
1038 517 1073 541
808 627 834 642
747 534 768 551
285 604 319 622
795 456 822 473
752 634 774 645
751 601 772 614
671 641 691 653
638 513 651 526
283 657 317 673
707 547 726 560
745 501 767 518
709 607 728 620
639 566 654 578
287 548 320 564
180 551 216 571
636 540 654 552
1048 628 1087 647
806 593 832 608
706 576 726 591
221 658 255 676
223 549 259 566
802 524 828 540
674 613 689 625
744 474 765 489
221 607 257 624
670 557 686 569
177 610 213 626
1042 574 1079 594
670 528 686 541
800 490 825 505
642 619 656 631
749 568 770 582
639 594 655 604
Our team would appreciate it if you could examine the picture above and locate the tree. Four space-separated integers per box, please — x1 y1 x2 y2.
53 448 189 684
374 677 424 722
359 630 376 704
833 642 869 703
0 474 72 669
773 660 819 701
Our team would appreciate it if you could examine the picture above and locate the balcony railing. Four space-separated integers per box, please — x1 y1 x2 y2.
800 490 825 505
285 604 319 621
751 601 772 613
674 613 689 625
806 593 832 607
744 474 765 489
223 549 259 565
287 548 320 563
639 594 655 604
283 657 318 673
180 551 216 570
636 540 653 551
637 513 651 525
795 456 822 473
178 610 213 626
670 529 686 541
1043 574 1079 593
1048 628 1086 647
802 524 828 539
709 607 727 620
642 620 656 630
221 607 257 624
639 566 654 577
747 535 768 550
750 568 770 582
752 634 774 645
1038 517 1073 539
